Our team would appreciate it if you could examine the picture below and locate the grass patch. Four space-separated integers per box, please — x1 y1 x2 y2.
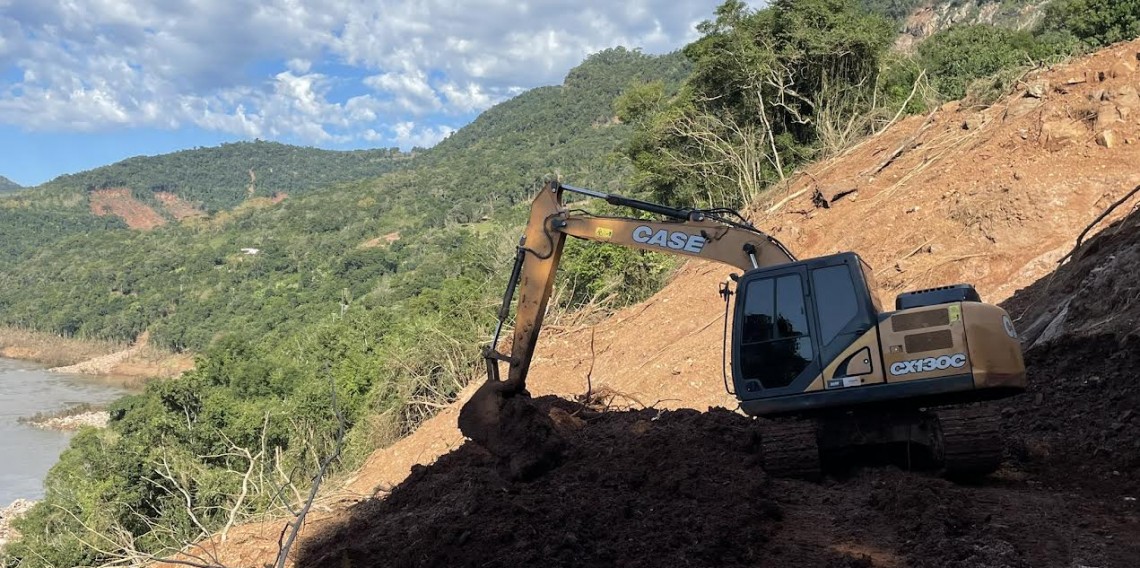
0 327 128 368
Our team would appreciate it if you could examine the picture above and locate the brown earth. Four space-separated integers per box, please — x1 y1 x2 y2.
999 205 1140 496
49 331 193 380
154 191 206 221
88 188 167 230
298 398 1140 568
170 40 1140 567
359 231 402 249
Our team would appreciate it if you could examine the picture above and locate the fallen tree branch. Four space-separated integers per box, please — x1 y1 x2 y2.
875 70 926 136
866 110 938 177
1057 184 1140 265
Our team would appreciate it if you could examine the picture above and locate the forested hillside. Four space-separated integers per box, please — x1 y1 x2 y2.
0 48 688 352
2 46 695 568
5 0 1138 565
0 176 20 192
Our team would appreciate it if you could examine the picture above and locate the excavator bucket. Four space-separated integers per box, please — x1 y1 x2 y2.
459 378 565 480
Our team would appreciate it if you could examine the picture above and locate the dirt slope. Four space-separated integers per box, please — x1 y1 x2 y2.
89 188 167 230
183 40 1140 567
1000 204 1140 495
154 191 206 221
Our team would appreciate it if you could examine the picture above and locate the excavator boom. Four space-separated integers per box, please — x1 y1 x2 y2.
459 180 794 478
485 180 794 393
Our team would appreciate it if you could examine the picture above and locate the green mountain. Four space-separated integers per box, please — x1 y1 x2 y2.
0 175 20 192
0 47 689 352
3 47 694 568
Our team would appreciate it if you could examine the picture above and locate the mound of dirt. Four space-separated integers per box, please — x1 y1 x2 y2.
998 205 1140 494
298 398 1140 568
1005 334 1140 495
300 398 810 568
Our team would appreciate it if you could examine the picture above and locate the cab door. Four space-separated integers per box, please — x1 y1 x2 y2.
732 266 822 399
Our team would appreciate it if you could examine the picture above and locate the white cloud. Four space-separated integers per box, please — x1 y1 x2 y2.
0 0 754 149
391 121 456 148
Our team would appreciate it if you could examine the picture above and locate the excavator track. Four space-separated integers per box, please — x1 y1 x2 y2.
934 406 1003 478
760 419 822 481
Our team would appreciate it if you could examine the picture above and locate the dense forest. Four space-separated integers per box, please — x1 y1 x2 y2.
4 0 1137 566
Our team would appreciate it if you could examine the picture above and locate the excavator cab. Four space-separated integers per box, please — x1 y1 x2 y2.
730 251 1026 421
731 252 881 406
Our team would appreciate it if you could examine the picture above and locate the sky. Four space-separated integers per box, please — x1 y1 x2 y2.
0 0 758 187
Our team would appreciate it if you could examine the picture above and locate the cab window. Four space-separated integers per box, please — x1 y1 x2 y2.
739 274 814 389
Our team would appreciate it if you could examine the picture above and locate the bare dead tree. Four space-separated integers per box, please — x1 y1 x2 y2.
274 369 346 568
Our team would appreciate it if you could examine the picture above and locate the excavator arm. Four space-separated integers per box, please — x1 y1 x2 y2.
458 180 796 477
484 180 796 394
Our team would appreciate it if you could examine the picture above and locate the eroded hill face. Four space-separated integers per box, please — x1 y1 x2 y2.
895 0 1052 51
519 37 1140 415
334 38 1140 497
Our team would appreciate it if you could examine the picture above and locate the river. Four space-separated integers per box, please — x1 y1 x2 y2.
0 357 131 506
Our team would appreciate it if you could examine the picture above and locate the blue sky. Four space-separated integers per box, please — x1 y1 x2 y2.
0 0 759 187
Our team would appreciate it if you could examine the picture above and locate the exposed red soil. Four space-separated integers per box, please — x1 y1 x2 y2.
154 191 206 221
88 188 167 230
359 231 402 249
179 40 1140 568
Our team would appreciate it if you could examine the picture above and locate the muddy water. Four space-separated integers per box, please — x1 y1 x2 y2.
0 358 130 505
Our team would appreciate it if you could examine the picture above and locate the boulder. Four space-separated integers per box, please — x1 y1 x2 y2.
1004 96 1041 120
1096 130 1121 149
1094 102 1121 131
1107 61 1135 80
1041 119 1088 151
1113 86 1140 110
1026 81 1049 98
963 112 987 130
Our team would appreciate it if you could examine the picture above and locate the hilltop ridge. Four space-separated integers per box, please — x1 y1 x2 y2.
0 176 21 192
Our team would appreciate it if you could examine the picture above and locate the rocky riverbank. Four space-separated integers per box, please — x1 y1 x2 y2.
22 410 110 431
0 499 34 549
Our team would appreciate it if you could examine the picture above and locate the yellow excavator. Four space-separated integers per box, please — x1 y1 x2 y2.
459 180 1026 479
